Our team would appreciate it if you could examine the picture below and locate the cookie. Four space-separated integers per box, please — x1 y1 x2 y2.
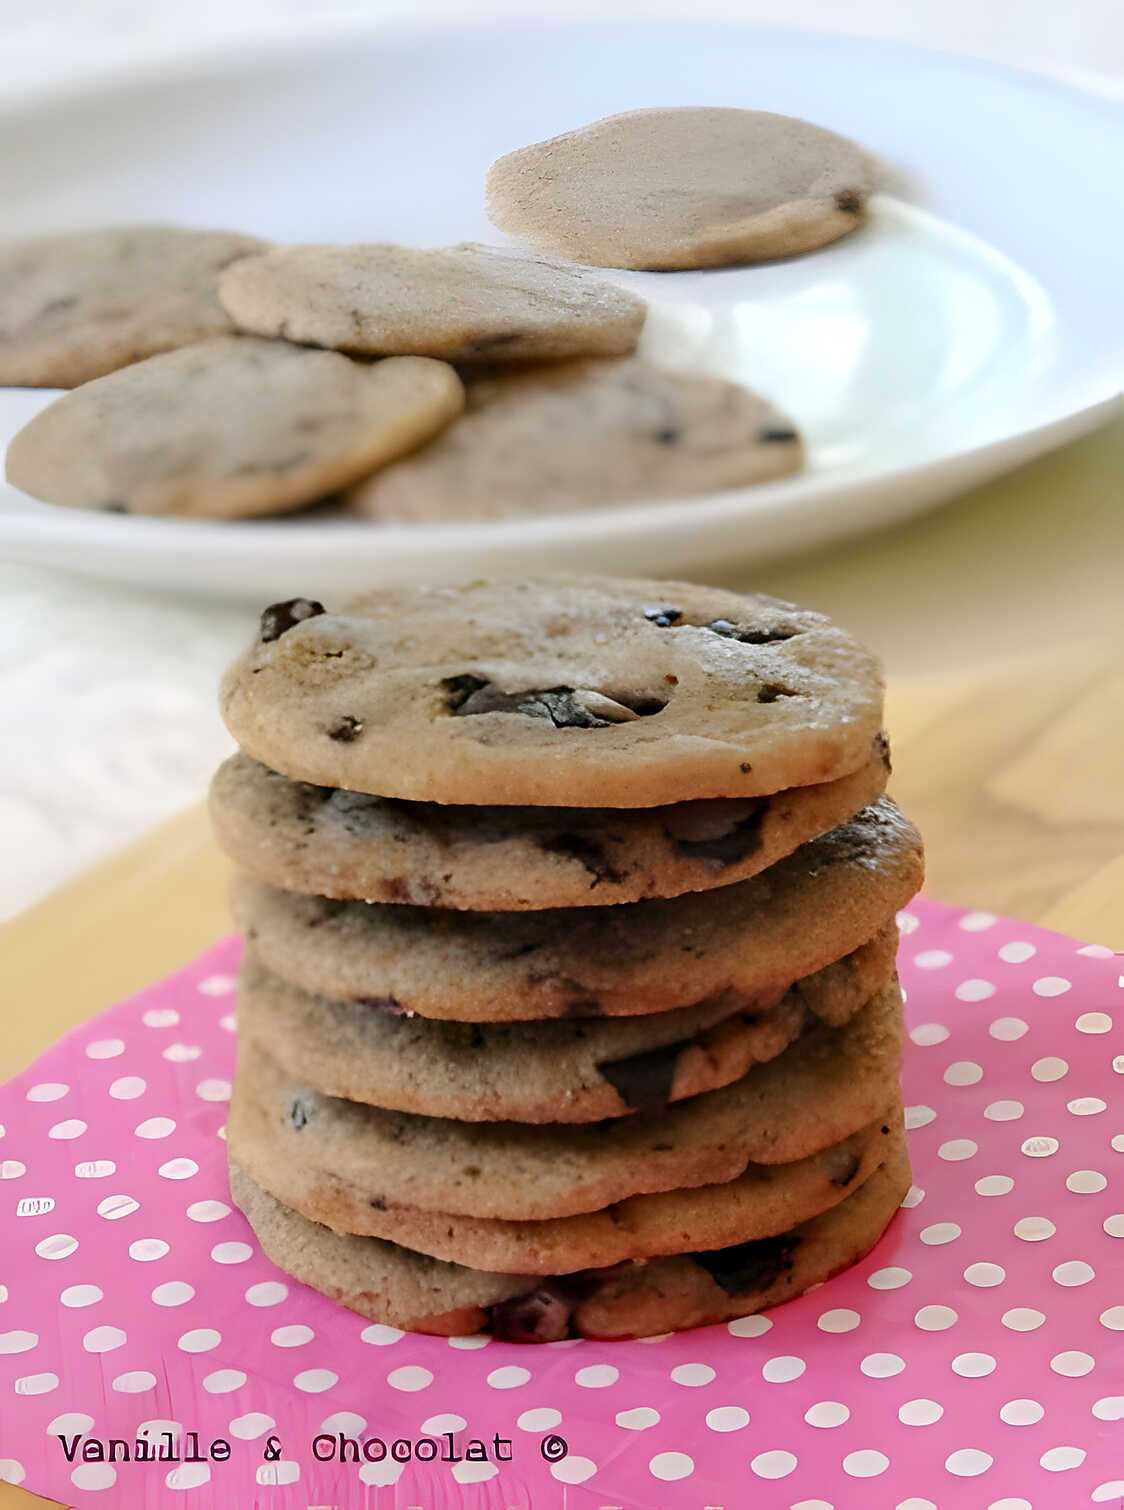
218 242 646 364
235 925 896 1123
228 1138 909 1338
231 799 920 1021
0 225 267 387
227 979 902 1221
6 339 464 519
486 108 873 270
209 738 888 909
346 358 802 521
232 1084 893 1273
220 577 885 806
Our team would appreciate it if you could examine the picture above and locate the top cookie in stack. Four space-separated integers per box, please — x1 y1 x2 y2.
215 577 922 1341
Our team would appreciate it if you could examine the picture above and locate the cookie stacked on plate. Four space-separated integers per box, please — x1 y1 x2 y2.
214 577 923 1341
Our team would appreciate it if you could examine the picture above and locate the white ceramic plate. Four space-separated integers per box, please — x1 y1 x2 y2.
1 21 1121 600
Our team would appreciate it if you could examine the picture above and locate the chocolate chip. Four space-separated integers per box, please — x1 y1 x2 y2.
835 189 863 215
692 1232 799 1296
756 683 796 703
757 426 800 443
643 603 682 627
287 1095 315 1131
654 426 681 444
327 715 363 742
670 803 765 866
100 500 128 514
875 732 892 773
739 762 752 773
597 1041 684 1113
540 833 624 887
259 598 326 643
490 1288 573 1344
447 681 661 728
830 1152 862 1188
369 1197 387 1212
441 673 488 711
354 995 409 1016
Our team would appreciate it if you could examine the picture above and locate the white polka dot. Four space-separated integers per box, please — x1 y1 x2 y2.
0 1463 25 1487
1069 1096 1107 1116
1092 1397 1124 1421
229 1412 275 1440
905 1105 937 1129
245 1280 287 1306
920 1221 960 1246
1078 942 1114 957
1100 1306 1124 1330
178 1328 221 1353
96 1194 139 1221
1053 1260 1095 1287
85 1039 125 1060
616 1407 660 1430
960 910 998 932
128 1238 168 1262
27 1082 69 1102
210 1241 252 1264
1051 1350 1095 1377
989 1017 1028 1040
1041 1446 1086 1471
902 1186 924 1209
649 1452 694 1481
452 1461 498 1484
198 974 235 996
671 1363 714 1386
134 1116 176 1139
0 1331 37 1355
487 1366 530 1390
203 1370 246 1393
1093 1484 1124 1504
964 1262 1006 1287
793 1501 835 1510
70 1465 116 1491
989 1500 1032 1510
293 1368 337 1392
805 1401 849 1428
985 1099 1024 1121
158 1158 198 1181
359 1322 403 1345
899 1399 943 1426
868 1266 912 1290
818 1307 860 1333
1114 1138 1124 1154
35 1232 81 1264
1014 1215 1055 1242
915 950 953 970
695 1405 746 1434
111 1371 156 1393
952 1352 996 1377
750 1450 796 1479
320 1412 367 1436
446 1333 490 1348
975 1174 1014 1196
574 1363 618 1388
510 1407 558 1432
143 1008 179 1027
183 1200 229 1226
955 978 996 1002
60 1284 102 1308
762 1354 805 1382
727 1313 772 1337
163 1043 202 1063
1105 1214 1124 1237
387 1365 432 1392
844 1450 889 1477
1000 1399 1044 1426
915 1305 958 1331
151 1281 194 1307
897 910 920 933
861 1352 905 1378
998 940 1036 963
1031 1056 1069 1082
1068 1169 1108 1193
166 1463 210 1490
1021 1134 1059 1158
945 1448 993 1477
256 1462 300 1487
1033 975 1072 997
910 1023 949 1046
1002 1308 1046 1331
551 1455 596 1485
49 1119 87 1140
195 1079 232 1102
219 1013 236 1032
0 1160 26 1179
269 1324 313 1348
15 1373 58 1395
82 1325 125 1353
108 1076 146 1100
939 1139 978 1161
1075 1011 1113 1034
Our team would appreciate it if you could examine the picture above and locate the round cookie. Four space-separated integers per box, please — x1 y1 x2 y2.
235 925 897 1122
346 358 802 522
232 799 921 1021
227 980 902 1221
209 739 889 909
6 339 464 519
0 224 267 388
219 241 646 364
486 107 874 270
228 1140 909 1338
232 1091 893 1274
220 577 886 806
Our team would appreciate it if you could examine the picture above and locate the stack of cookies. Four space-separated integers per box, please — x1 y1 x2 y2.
214 577 923 1341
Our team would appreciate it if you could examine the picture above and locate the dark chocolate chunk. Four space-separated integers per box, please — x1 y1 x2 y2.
835 189 863 215
654 426 681 445
354 995 409 1016
830 1152 862 1188
670 803 765 866
692 1232 799 1296
756 683 796 704
287 1095 315 1131
875 732 892 773
758 426 799 443
597 1040 685 1113
441 673 488 711
490 1288 573 1344
259 598 326 643
540 832 625 887
643 603 682 627
448 682 633 728
327 715 364 742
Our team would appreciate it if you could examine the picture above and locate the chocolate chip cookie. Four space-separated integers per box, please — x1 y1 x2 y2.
218 241 646 363
220 578 885 806
486 107 873 270
6 339 464 518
